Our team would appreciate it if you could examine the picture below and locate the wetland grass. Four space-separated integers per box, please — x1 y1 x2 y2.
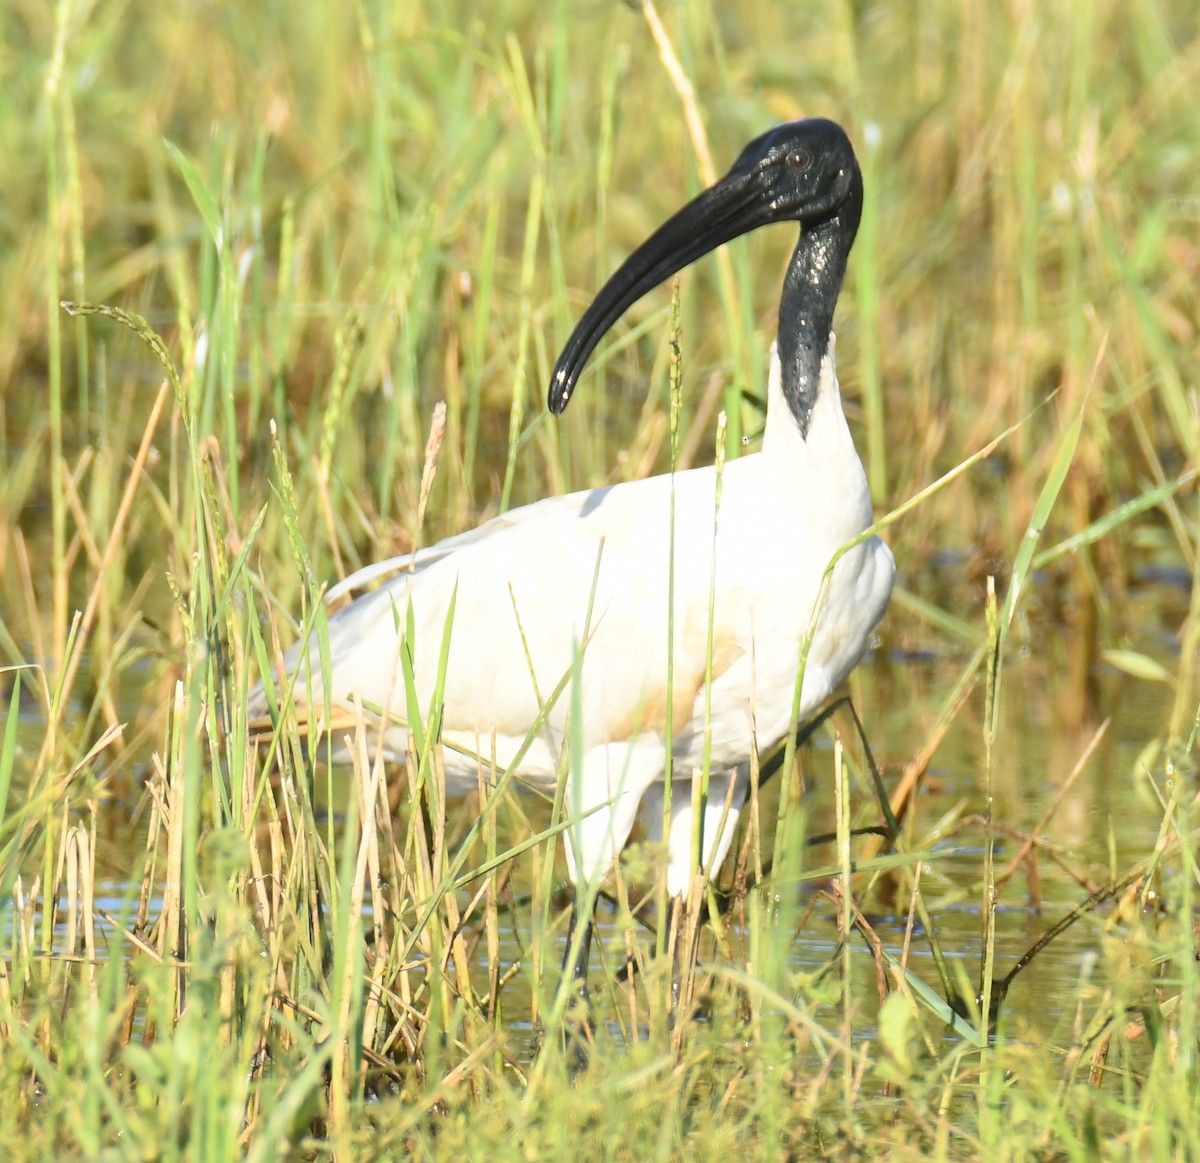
1 0 1198 1158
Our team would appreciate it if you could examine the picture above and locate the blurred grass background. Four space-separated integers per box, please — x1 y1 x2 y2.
0 0 1197 1158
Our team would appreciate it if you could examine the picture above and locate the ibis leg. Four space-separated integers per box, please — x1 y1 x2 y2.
560 884 595 1067
562 891 595 1001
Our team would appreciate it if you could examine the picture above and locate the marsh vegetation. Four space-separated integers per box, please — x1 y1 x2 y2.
0 0 1197 1158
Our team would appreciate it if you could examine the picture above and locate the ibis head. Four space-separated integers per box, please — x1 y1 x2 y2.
548 117 863 437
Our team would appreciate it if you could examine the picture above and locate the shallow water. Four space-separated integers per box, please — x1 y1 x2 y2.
30 565 1185 1068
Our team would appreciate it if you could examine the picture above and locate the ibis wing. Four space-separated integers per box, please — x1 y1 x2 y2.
265 464 740 756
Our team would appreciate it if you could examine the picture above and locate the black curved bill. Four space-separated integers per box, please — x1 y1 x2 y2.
548 167 780 414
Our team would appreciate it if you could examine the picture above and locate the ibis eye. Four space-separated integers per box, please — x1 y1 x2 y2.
787 148 813 170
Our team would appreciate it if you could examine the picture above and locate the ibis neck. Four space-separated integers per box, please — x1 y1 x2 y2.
776 214 854 438
762 334 874 545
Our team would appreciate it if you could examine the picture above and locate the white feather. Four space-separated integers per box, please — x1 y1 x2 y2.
257 336 893 895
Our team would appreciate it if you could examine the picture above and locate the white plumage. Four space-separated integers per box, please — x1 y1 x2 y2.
267 343 891 895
